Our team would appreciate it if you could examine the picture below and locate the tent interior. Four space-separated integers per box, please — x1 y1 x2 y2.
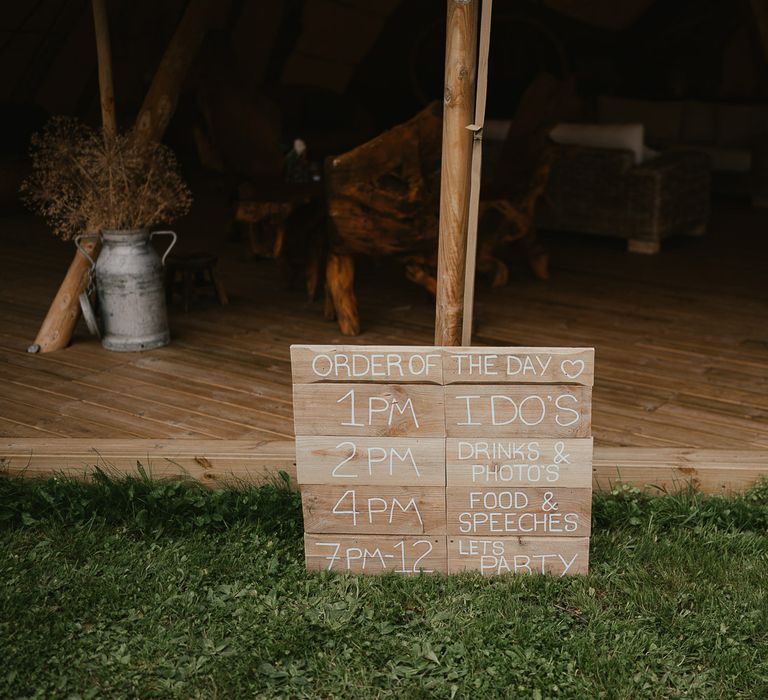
0 0 766 456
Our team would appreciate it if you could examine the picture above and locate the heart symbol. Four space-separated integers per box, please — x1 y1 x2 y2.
560 359 585 379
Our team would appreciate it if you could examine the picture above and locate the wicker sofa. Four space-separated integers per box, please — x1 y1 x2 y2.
536 145 711 253
598 97 768 203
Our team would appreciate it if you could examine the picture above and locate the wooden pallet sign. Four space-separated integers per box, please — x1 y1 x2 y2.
291 345 594 577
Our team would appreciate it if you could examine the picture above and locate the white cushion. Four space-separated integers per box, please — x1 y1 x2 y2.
550 122 645 164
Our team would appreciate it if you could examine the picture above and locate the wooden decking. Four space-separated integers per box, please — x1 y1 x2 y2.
0 199 767 452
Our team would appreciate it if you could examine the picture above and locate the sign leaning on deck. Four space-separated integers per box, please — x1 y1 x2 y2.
291 345 594 576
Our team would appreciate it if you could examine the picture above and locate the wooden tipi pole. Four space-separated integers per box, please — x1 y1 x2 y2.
30 0 115 353
93 0 117 139
434 0 478 346
31 0 214 352
461 0 492 345
133 0 215 145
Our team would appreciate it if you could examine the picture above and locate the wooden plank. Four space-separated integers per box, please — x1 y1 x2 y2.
443 348 594 385
444 385 592 437
447 536 589 576
446 487 592 537
0 438 297 487
290 345 443 384
293 383 446 437
301 485 446 535
593 448 768 494
296 436 445 486
3 441 766 495
447 438 593 488
305 534 447 574
0 416 67 438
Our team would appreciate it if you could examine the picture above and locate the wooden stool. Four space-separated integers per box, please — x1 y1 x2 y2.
165 253 228 312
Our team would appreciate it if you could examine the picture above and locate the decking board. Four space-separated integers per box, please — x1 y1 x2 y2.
0 204 765 452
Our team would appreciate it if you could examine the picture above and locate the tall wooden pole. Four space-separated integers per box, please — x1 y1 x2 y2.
133 0 215 145
92 0 117 139
434 0 478 346
461 0 491 345
30 0 115 353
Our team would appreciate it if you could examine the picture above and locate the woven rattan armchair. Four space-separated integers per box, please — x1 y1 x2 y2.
536 145 711 253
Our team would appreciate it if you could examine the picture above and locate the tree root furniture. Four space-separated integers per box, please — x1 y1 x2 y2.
536 145 711 254
323 102 555 335
323 102 443 335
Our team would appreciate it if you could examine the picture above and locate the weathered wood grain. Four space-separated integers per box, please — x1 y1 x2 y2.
448 536 589 575
6 199 768 453
446 486 592 537
293 383 446 437
442 347 594 385
290 345 443 384
444 385 592 437
305 534 447 574
301 485 446 535
434 0 478 346
0 438 296 486
296 436 446 486
446 437 593 488
3 440 768 495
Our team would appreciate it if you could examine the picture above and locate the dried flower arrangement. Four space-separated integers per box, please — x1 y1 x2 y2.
20 117 192 240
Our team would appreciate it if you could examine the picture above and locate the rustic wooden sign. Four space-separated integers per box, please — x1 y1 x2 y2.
296 436 445 486
301 485 446 534
443 385 592 438
442 348 594 385
291 345 595 577
445 487 592 537
447 536 590 575
445 438 593 488
305 534 447 574
291 345 444 384
293 383 446 437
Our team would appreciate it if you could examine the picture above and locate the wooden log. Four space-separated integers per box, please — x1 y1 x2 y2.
434 0 478 346
325 253 360 336
31 225 100 353
92 0 117 138
133 0 216 145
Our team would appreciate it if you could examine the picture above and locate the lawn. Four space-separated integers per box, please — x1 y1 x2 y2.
1 473 767 699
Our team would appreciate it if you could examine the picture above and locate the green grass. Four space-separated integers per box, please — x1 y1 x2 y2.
1 473 767 699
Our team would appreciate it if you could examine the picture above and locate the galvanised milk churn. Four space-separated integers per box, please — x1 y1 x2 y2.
76 229 176 351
